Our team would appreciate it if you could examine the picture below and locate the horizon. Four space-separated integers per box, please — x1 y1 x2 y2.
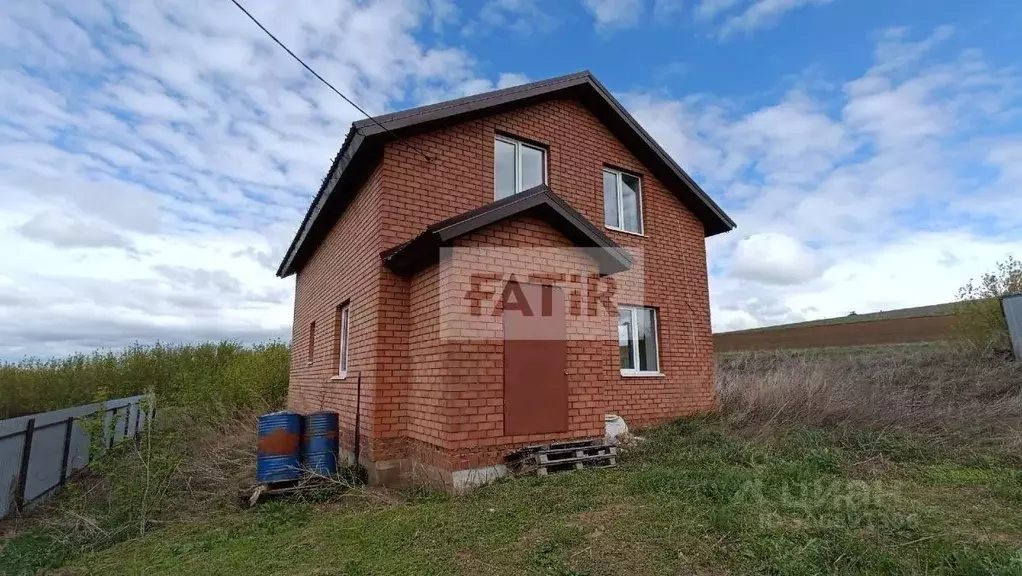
1 0 1020 360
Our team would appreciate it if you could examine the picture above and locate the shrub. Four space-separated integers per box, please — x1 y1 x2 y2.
0 341 290 420
954 256 1022 354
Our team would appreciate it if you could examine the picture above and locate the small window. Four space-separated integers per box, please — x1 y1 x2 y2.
618 306 659 375
336 305 349 378
494 135 546 200
603 169 643 234
307 321 316 364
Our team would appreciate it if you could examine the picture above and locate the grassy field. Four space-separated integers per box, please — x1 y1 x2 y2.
3 345 1022 575
7 418 1022 575
0 341 290 419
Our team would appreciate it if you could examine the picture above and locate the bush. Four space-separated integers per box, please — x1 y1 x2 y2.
954 256 1022 354
0 341 290 420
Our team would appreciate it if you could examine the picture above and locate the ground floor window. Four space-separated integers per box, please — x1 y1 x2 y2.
618 305 660 375
336 304 349 378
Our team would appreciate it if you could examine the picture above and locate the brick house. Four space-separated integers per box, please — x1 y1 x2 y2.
277 71 735 488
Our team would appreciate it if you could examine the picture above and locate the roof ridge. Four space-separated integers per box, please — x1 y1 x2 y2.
353 71 591 131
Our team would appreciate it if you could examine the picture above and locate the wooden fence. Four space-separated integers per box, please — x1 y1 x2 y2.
0 395 153 519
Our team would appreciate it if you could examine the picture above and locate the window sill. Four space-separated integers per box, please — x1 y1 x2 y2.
620 371 665 378
605 225 645 238
330 374 348 381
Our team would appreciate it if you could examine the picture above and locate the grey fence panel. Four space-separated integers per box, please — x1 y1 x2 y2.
1005 294 1022 361
0 395 152 519
24 422 66 501
0 435 26 521
68 418 90 473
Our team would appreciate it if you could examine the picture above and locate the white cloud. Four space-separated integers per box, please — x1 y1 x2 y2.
581 0 645 30
0 0 523 359
731 233 823 285
695 0 742 19
653 0 686 20
466 0 558 36
697 0 836 38
720 0 834 37
413 71 531 105
624 27 1022 330
17 211 135 250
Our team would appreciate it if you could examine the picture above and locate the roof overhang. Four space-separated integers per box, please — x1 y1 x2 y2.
277 70 735 278
381 185 633 277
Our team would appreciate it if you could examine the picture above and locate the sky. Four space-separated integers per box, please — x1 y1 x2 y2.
1 0 1021 359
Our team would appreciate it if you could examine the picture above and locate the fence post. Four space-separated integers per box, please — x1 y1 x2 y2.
123 404 131 439
59 417 74 486
107 407 117 450
133 402 142 447
14 418 35 513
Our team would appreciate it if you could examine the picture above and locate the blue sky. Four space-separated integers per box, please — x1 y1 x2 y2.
1 0 1021 359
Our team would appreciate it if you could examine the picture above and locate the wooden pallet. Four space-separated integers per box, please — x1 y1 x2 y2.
508 439 617 476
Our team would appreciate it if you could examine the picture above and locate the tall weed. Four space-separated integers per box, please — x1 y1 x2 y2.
0 341 290 420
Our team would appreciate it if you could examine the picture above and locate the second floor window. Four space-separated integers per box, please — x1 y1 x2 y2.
495 135 546 200
603 168 643 234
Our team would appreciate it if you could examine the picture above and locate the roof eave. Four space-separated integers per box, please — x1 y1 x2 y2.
276 129 368 278
278 70 736 277
381 185 633 278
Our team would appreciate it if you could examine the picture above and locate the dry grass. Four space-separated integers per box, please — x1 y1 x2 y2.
717 345 1022 452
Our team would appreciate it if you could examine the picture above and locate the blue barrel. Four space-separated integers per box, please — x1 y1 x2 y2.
257 411 302 483
301 411 339 476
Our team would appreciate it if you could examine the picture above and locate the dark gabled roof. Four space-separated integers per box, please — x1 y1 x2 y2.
276 70 735 278
381 184 633 277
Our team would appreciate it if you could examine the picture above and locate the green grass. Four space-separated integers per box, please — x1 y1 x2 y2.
0 341 290 419
7 417 1020 576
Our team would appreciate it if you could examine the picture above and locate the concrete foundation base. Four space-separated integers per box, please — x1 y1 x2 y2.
339 448 508 492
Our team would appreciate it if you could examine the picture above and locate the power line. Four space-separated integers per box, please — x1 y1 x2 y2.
228 0 432 163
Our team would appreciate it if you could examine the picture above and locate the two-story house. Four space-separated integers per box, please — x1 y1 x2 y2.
277 71 735 488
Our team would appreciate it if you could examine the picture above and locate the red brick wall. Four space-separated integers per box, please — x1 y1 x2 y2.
377 97 716 430
397 215 610 465
290 95 717 472
405 263 446 446
288 164 384 458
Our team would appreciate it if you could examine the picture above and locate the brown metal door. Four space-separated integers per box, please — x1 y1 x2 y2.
503 282 567 435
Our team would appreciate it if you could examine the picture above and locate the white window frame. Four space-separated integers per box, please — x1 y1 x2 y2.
619 305 661 377
603 168 644 236
337 304 350 379
494 135 547 199
307 321 316 365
